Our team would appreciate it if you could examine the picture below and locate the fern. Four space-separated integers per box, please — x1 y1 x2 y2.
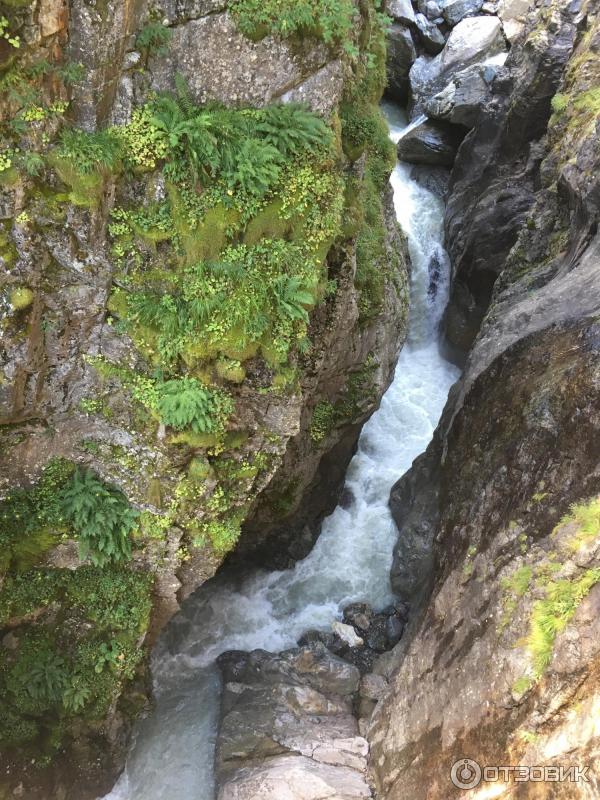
61 470 138 567
273 275 315 322
227 138 283 196
256 103 332 157
156 378 232 433
28 654 68 702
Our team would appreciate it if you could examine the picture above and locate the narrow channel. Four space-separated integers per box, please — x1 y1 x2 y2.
105 101 461 800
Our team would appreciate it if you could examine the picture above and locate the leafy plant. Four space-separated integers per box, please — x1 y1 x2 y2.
135 21 173 58
230 0 357 54
156 378 233 433
28 653 68 702
61 469 138 566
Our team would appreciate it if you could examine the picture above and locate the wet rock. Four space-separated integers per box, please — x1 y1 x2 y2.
409 165 451 198
388 0 416 25
364 616 389 652
332 621 364 648
414 13 446 55
397 120 465 166
425 62 500 127
426 0 443 20
343 603 374 631
298 629 346 655
339 486 355 509
441 0 484 27
217 645 369 799
385 615 405 647
410 16 506 104
387 24 417 102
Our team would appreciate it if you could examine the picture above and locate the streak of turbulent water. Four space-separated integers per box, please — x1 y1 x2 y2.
104 102 460 800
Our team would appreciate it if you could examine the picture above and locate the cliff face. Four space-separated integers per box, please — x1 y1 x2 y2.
369 1 600 796
0 1 409 796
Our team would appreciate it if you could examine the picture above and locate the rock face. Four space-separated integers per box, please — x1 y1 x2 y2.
0 2 409 797
368 3 600 798
216 646 371 800
425 62 502 126
443 0 582 353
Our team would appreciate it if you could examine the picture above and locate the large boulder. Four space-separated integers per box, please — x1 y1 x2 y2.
387 0 416 26
216 645 370 800
440 0 484 26
410 16 506 104
387 24 417 101
425 62 504 127
413 13 446 55
397 120 465 166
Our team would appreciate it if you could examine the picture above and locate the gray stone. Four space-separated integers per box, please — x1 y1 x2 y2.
359 674 388 701
149 13 346 113
387 0 416 26
332 621 364 648
426 0 443 18
409 15 506 103
414 13 446 55
397 120 464 166
425 63 496 127
387 24 417 102
441 0 484 27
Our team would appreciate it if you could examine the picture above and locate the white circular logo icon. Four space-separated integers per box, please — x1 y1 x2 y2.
451 758 482 790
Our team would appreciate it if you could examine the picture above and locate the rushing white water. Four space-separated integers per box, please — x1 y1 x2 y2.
395 112 428 141
104 102 460 800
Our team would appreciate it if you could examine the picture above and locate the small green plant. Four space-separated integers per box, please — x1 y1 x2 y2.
559 496 600 551
0 16 20 49
527 569 600 678
156 378 233 434
230 0 358 54
56 128 122 175
551 93 568 115
135 21 173 59
61 469 138 566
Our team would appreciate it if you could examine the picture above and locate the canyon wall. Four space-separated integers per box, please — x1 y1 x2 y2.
369 0 600 797
0 2 410 796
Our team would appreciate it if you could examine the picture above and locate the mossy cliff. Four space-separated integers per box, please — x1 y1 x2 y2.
0 1 409 796
367 2 600 797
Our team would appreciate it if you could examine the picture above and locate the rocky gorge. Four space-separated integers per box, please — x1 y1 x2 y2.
0 0 599 798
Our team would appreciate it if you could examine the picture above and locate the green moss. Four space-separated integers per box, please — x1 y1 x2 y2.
215 357 246 384
243 198 293 245
9 286 34 310
310 400 337 443
0 459 75 573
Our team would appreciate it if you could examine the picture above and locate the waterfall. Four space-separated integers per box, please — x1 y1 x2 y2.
394 112 428 141
103 102 460 800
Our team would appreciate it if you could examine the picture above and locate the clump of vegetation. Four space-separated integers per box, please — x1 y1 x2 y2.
527 569 600 678
229 0 358 55
156 377 233 435
0 566 153 750
61 469 139 566
136 21 173 61
559 496 600 551
9 286 34 310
